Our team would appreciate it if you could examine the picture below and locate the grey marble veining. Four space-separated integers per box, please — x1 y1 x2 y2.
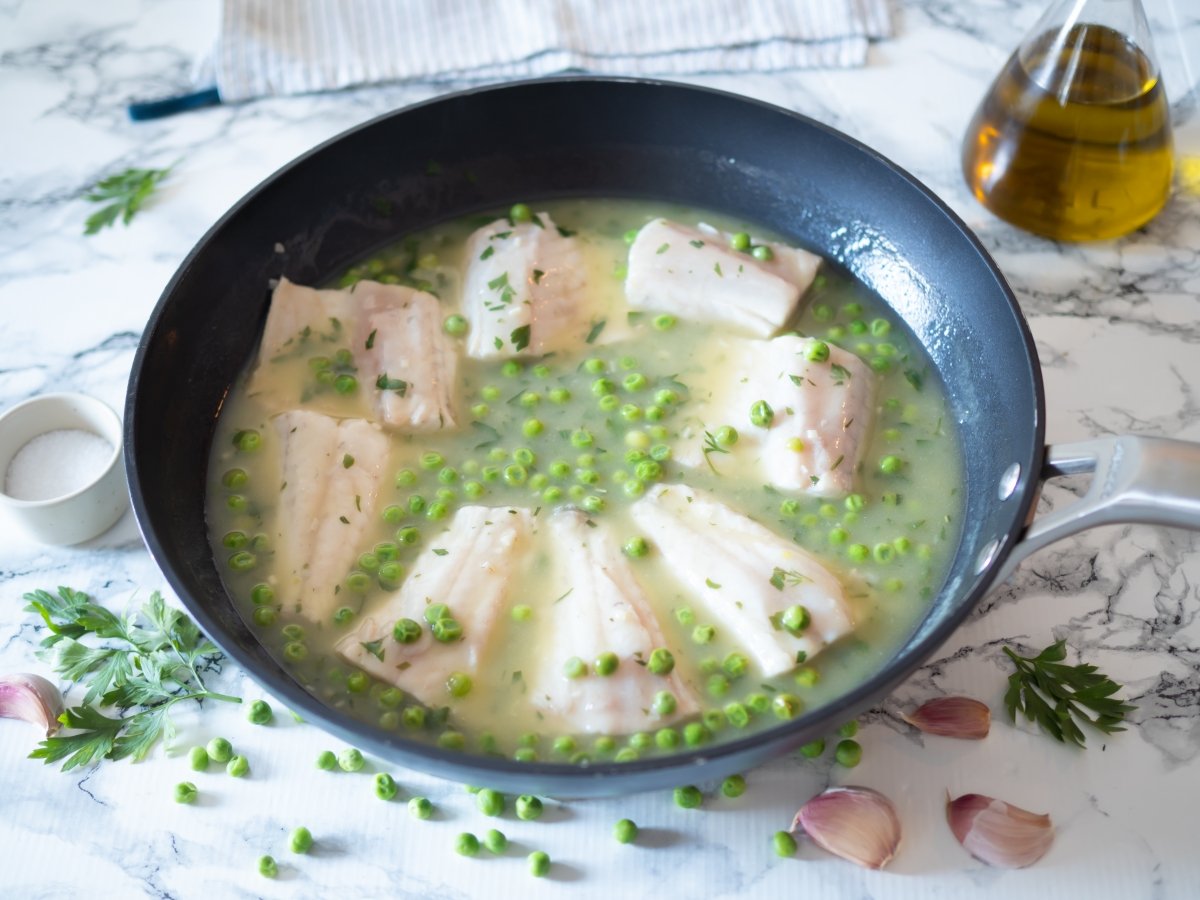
2 0 1200 897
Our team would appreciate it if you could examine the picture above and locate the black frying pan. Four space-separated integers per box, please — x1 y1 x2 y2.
126 78 1200 796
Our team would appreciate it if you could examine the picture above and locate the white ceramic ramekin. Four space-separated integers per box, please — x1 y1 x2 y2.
0 392 128 545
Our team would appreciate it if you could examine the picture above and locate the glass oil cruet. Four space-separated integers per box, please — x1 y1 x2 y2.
961 0 1174 241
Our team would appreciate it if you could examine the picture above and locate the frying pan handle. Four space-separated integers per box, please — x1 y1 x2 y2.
996 435 1200 583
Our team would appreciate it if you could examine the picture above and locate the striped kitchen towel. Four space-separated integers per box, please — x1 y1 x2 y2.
213 0 893 102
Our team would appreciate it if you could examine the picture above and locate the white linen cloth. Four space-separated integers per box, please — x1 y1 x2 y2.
214 0 893 102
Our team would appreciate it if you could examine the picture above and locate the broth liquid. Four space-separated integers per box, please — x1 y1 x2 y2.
962 24 1173 241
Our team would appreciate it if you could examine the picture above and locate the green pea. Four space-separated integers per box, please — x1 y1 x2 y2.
222 467 249 490
835 738 863 767
548 387 572 404
652 314 676 331
620 403 643 421
437 731 466 751
683 722 710 746
503 464 528 486
847 543 870 563
346 570 371 592
606 818 637 846
623 479 646 498
480 465 501 483
431 618 463 642
675 607 695 626
456 832 481 856
581 495 605 514
446 671 473 698
595 652 619 676
623 373 648 392
290 826 314 854
522 418 544 437
849 319 868 335
635 460 663 482
575 467 600 485
443 314 468 336
749 399 774 428
226 755 249 777
644 405 665 421
336 748 364 772
746 692 771 714
234 429 262 452
248 584 275 607
773 830 798 857
174 781 198 804
515 794 543 820
805 340 831 362
673 785 703 809
407 495 427 515
692 624 716 644
528 850 551 877
564 656 587 679
772 693 802 719
402 706 426 729
707 673 731 698
221 530 247 550
723 653 749 678
333 373 358 394
873 542 895 563
649 443 672 462
570 428 594 448
794 667 821 688
828 527 849 545
715 425 739 447
870 317 892 336
470 403 490 418
653 390 678 408
316 749 337 770
409 796 433 820
518 391 540 408
797 738 826 758
258 854 277 878
188 746 208 771
880 454 904 474
725 702 751 728
655 727 680 749
501 360 523 377
379 710 400 730
591 377 616 397
583 357 606 374
542 485 563 503
510 202 533 222
483 828 508 853
781 605 811 634
511 604 533 622
751 244 774 262
374 772 399 801
245 699 273 726
594 735 616 754
722 774 747 798
379 687 404 709
623 536 650 558
839 720 859 738
553 735 577 756
206 737 233 763
648 648 675 675
227 550 256 572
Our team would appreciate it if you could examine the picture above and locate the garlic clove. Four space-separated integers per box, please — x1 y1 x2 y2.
0 673 65 736
790 785 902 869
946 793 1054 868
900 696 991 739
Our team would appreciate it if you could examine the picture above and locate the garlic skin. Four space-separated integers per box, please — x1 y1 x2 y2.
0 673 65 736
790 785 902 870
947 793 1054 868
901 696 991 739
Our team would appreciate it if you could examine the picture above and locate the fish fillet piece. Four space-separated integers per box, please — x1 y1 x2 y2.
336 506 534 706
676 334 875 497
270 410 389 625
625 219 822 337
529 511 701 735
352 281 459 431
254 277 358 368
461 212 587 359
630 484 853 677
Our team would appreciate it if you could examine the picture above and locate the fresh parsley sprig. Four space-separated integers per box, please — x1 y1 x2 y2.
23 586 239 771
701 430 728 474
1003 640 1135 748
83 165 173 234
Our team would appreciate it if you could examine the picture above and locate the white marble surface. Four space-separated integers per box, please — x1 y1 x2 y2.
2 1 1200 897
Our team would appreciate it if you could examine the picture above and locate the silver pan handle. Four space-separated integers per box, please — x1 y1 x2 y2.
995 435 1200 584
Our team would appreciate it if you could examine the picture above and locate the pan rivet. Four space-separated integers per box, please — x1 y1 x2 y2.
998 463 1021 500
975 538 1000 574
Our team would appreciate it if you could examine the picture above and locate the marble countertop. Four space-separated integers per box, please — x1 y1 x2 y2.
2 1 1199 897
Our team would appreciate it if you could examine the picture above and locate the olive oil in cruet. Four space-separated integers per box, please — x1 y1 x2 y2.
962 0 1174 241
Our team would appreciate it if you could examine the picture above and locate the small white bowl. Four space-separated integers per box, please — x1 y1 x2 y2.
0 393 128 545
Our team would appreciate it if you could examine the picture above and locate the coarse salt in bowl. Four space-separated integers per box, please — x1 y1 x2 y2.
0 393 127 545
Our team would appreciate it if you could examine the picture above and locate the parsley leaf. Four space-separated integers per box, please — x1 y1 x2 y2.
701 430 728 474
84 165 173 235
24 587 240 771
510 324 531 352
1003 640 1135 747
375 373 408 395
585 320 606 344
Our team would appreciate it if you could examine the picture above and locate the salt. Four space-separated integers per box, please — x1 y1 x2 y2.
4 428 114 501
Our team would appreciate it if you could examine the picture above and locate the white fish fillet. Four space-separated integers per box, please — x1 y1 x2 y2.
630 484 853 677
676 334 875 497
270 409 390 625
254 277 357 369
352 281 459 431
461 212 587 359
529 511 701 735
336 506 534 707
625 219 822 337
